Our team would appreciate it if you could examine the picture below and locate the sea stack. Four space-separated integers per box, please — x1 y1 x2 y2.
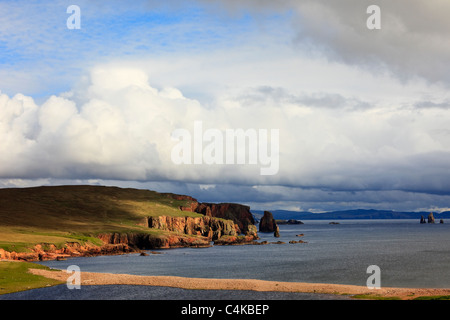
428 212 435 224
274 225 280 238
420 215 426 224
259 211 278 233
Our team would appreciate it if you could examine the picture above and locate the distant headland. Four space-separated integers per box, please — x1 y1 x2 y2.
252 209 450 221
0 185 260 262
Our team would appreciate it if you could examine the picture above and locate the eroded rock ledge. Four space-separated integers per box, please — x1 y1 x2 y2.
144 215 259 246
178 199 256 235
147 215 237 240
0 242 135 262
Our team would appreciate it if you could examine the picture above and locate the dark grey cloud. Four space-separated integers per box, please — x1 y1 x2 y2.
194 0 450 85
235 86 372 111
414 100 450 109
293 0 450 84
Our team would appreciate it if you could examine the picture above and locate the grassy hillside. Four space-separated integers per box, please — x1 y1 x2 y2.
0 185 202 253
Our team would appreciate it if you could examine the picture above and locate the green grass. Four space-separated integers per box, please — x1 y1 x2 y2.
413 295 450 300
0 261 63 295
352 294 450 300
352 294 401 300
0 185 202 252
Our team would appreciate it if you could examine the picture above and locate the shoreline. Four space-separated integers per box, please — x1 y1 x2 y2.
29 268 450 300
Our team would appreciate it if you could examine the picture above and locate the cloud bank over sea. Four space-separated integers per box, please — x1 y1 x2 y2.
1 0 450 212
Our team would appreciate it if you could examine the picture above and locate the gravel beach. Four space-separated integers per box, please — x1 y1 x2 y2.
28 268 450 300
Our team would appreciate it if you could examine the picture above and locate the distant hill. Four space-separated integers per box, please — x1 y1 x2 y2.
252 209 450 221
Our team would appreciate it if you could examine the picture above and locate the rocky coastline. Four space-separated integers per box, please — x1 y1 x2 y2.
0 200 261 262
0 189 310 263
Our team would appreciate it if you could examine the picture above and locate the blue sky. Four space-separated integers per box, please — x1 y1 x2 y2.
0 0 288 98
1 0 450 213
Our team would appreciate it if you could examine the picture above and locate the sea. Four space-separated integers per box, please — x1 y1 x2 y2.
36 219 450 288
3 219 450 301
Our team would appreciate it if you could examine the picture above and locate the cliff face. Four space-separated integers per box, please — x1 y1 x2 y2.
97 232 211 250
147 215 238 241
182 201 256 235
161 193 257 237
89 213 259 253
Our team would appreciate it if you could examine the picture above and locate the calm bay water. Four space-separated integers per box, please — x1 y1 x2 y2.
39 219 450 289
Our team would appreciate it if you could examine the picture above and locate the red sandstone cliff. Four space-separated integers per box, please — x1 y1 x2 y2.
160 193 257 237
147 215 238 240
179 201 256 235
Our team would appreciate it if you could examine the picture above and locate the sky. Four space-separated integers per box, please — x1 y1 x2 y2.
1 0 450 213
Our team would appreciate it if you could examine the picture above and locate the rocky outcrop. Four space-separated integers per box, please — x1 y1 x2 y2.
245 224 258 239
192 202 255 234
174 195 259 238
146 195 261 246
213 235 261 246
0 230 215 262
98 232 212 249
0 241 135 262
146 215 258 246
420 213 442 224
259 211 278 233
274 225 280 238
146 215 237 241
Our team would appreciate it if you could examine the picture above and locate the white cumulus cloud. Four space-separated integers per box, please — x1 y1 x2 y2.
1 63 450 199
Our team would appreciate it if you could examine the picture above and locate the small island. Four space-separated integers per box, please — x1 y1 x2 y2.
420 213 443 224
276 219 304 225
